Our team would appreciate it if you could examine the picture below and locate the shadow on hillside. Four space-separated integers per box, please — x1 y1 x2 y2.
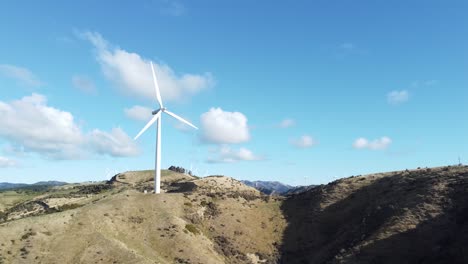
166 181 197 193
278 171 468 264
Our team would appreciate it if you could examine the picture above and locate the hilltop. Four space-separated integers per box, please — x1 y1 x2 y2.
0 165 467 263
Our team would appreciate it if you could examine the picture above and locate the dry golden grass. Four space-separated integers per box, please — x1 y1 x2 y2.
0 170 285 264
1 166 467 264
280 165 468 264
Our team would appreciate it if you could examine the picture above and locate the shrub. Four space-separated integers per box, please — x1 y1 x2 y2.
205 202 221 218
168 166 186 174
21 231 36 240
128 216 144 224
185 224 200 235
57 203 82 211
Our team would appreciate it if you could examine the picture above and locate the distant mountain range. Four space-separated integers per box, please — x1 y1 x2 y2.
241 180 295 195
0 181 67 190
282 184 318 195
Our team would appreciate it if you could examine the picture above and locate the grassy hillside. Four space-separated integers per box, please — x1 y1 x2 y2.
279 165 468 264
1 166 467 264
0 170 285 264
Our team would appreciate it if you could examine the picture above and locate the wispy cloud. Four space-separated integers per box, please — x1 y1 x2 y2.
340 42 355 50
200 107 250 144
279 118 295 128
290 135 317 148
353 137 392 150
0 94 139 160
80 31 214 102
0 64 43 87
411 80 438 88
387 90 409 105
207 146 263 163
333 42 367 59
0 156 17 168
72 75 97 94
159 0 186 16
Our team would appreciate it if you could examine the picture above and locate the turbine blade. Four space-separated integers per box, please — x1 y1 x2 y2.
150 61 163 108
134 111 161 140
164 110 198 130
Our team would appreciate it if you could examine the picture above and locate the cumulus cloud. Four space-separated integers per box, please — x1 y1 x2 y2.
72 75 96 94
0 94 139 159
124 105 153 122
207 146 263 163
0 156 17 168
279 119 295 128
80 31 214 102
200 108 250 144
290 135 317 148
0 93 86 159
387 90 409 105
353 137 392 150
88 128 140 157
0 64 43 87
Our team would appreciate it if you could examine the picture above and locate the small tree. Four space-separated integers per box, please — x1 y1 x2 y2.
168 165 186 174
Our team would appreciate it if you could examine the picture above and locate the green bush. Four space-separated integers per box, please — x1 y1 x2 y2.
57 203 82 211
185 224 200 235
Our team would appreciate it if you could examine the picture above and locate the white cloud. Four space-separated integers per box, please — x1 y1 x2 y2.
353 136 392 150
88 128 140 157
0 93 85 159
81 31 214 102
0 94 139 159
72 75 96 94
200 107 250 144
279 118 295 128
207 146 263 163
387 90 409 105
124 105 153 122
0 64 43 87
0 156 17 168
353 138 368 149
290 135 317 148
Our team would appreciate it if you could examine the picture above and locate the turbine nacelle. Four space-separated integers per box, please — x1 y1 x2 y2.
152 109 164 115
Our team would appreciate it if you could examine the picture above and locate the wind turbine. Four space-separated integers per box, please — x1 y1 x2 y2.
134 61 198 194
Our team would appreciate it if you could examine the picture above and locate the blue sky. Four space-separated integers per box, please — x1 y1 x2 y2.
0 0 467 185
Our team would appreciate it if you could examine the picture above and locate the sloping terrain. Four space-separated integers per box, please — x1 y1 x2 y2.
0 170 285 264
1 166 468 264
280 165 468 264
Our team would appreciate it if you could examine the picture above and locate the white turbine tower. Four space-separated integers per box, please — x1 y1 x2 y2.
134 61 198 194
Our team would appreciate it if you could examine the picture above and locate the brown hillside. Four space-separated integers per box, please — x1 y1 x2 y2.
279 165 468 264
1 166 468 263
0 170 285 264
